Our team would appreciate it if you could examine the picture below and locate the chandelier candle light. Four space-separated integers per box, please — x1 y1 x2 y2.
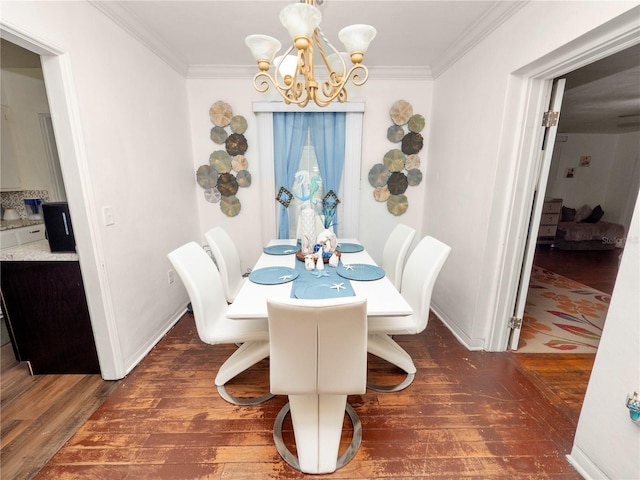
245 0 376 108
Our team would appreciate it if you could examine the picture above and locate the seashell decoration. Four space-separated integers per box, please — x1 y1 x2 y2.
373 186 390 202
225 132 248 156
209 100 233 127
401 131 423 155
196 164 218 189
386 124 405 143
389 100 413 126
369 100 425 215
210 126 228 145
197 101 251 216
230 115 248 134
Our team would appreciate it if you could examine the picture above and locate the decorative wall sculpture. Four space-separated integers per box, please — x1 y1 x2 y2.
196 101 251 217
368 99 424 216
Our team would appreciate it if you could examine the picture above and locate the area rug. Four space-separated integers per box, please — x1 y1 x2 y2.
517 266 610 353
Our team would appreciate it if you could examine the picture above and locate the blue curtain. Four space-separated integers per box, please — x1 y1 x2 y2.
309 112 346 229
273 112 309 238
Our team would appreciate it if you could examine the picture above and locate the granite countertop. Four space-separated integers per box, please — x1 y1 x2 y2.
0 219 44 231
0 239 78 261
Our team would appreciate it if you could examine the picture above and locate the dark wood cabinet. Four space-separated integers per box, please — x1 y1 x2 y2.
0 261 100 374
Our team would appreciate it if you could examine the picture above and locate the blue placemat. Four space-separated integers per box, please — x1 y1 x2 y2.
263 244 297 255
336 263 385 281
249 267 299 285
291 257 356 299
337 242 364 253
294 282 354 299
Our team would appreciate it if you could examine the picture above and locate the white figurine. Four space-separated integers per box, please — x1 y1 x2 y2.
301 234 313 255
305 254 315 270
329 252 340 267
316 229 337 254
315 253 324 270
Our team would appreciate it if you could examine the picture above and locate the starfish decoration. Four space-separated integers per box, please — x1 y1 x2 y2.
313 271 330 278
283 249 296 254
279 275 294 280
343 264 355 271
331 282 346 291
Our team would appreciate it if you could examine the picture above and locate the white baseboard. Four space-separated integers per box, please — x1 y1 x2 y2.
567 445 608 480
430 304 485 351
120 308 186 379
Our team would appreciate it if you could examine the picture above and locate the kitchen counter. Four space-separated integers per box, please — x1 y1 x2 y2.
0 218 44 231
0 239 78 261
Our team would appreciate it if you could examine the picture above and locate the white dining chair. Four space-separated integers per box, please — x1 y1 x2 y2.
368 235 451 392
381 223 417 291
204 227 245 303
167 241 274 406
267 297 368 475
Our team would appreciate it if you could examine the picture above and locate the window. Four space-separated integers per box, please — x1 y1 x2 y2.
253 102 365 243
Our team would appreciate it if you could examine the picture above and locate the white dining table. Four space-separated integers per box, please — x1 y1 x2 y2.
226 239 413 319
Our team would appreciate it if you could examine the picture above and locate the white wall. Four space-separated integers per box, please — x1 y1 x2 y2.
547 131 640 230
1 1 199 378
426 1 638 347
569 192 640 479
186 76 432 273
1 68 52 190
605 132 640 230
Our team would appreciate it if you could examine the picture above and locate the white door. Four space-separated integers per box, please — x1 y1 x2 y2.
508 78 566 351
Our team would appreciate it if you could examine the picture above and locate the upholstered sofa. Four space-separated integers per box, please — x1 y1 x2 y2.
554 204 625 250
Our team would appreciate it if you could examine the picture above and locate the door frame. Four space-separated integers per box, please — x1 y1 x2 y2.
485 7 640 352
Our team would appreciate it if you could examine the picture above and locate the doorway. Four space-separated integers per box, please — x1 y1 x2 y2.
515 44 640 353
0 27 120 379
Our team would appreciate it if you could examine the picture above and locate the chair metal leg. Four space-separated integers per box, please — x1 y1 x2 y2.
273 401 362 473
214 340 274 405
367 333 417 392
367 372 415 392
216 384 275 406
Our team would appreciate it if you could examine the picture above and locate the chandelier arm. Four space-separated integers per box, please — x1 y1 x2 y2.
315 27 345 75
346 64 369 87
253 72 275 94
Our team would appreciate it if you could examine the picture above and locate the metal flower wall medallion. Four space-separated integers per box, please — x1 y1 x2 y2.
368 100 424 216
196 100 251 217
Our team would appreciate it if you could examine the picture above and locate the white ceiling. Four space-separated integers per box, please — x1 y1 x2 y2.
3 1 639 134
90 0 524 76
560 43 640 134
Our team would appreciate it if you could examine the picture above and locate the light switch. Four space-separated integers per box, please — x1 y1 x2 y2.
103 206 115 226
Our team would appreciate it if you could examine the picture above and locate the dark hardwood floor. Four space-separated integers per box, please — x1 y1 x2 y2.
3 245 621 479
28 313 585 479
531 244 621 295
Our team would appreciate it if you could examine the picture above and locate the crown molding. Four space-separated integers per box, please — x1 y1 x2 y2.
187 65 255 79
89 1 188 76
430 0 529 78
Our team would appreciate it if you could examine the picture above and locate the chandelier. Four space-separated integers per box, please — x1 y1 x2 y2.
245 0 376 108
